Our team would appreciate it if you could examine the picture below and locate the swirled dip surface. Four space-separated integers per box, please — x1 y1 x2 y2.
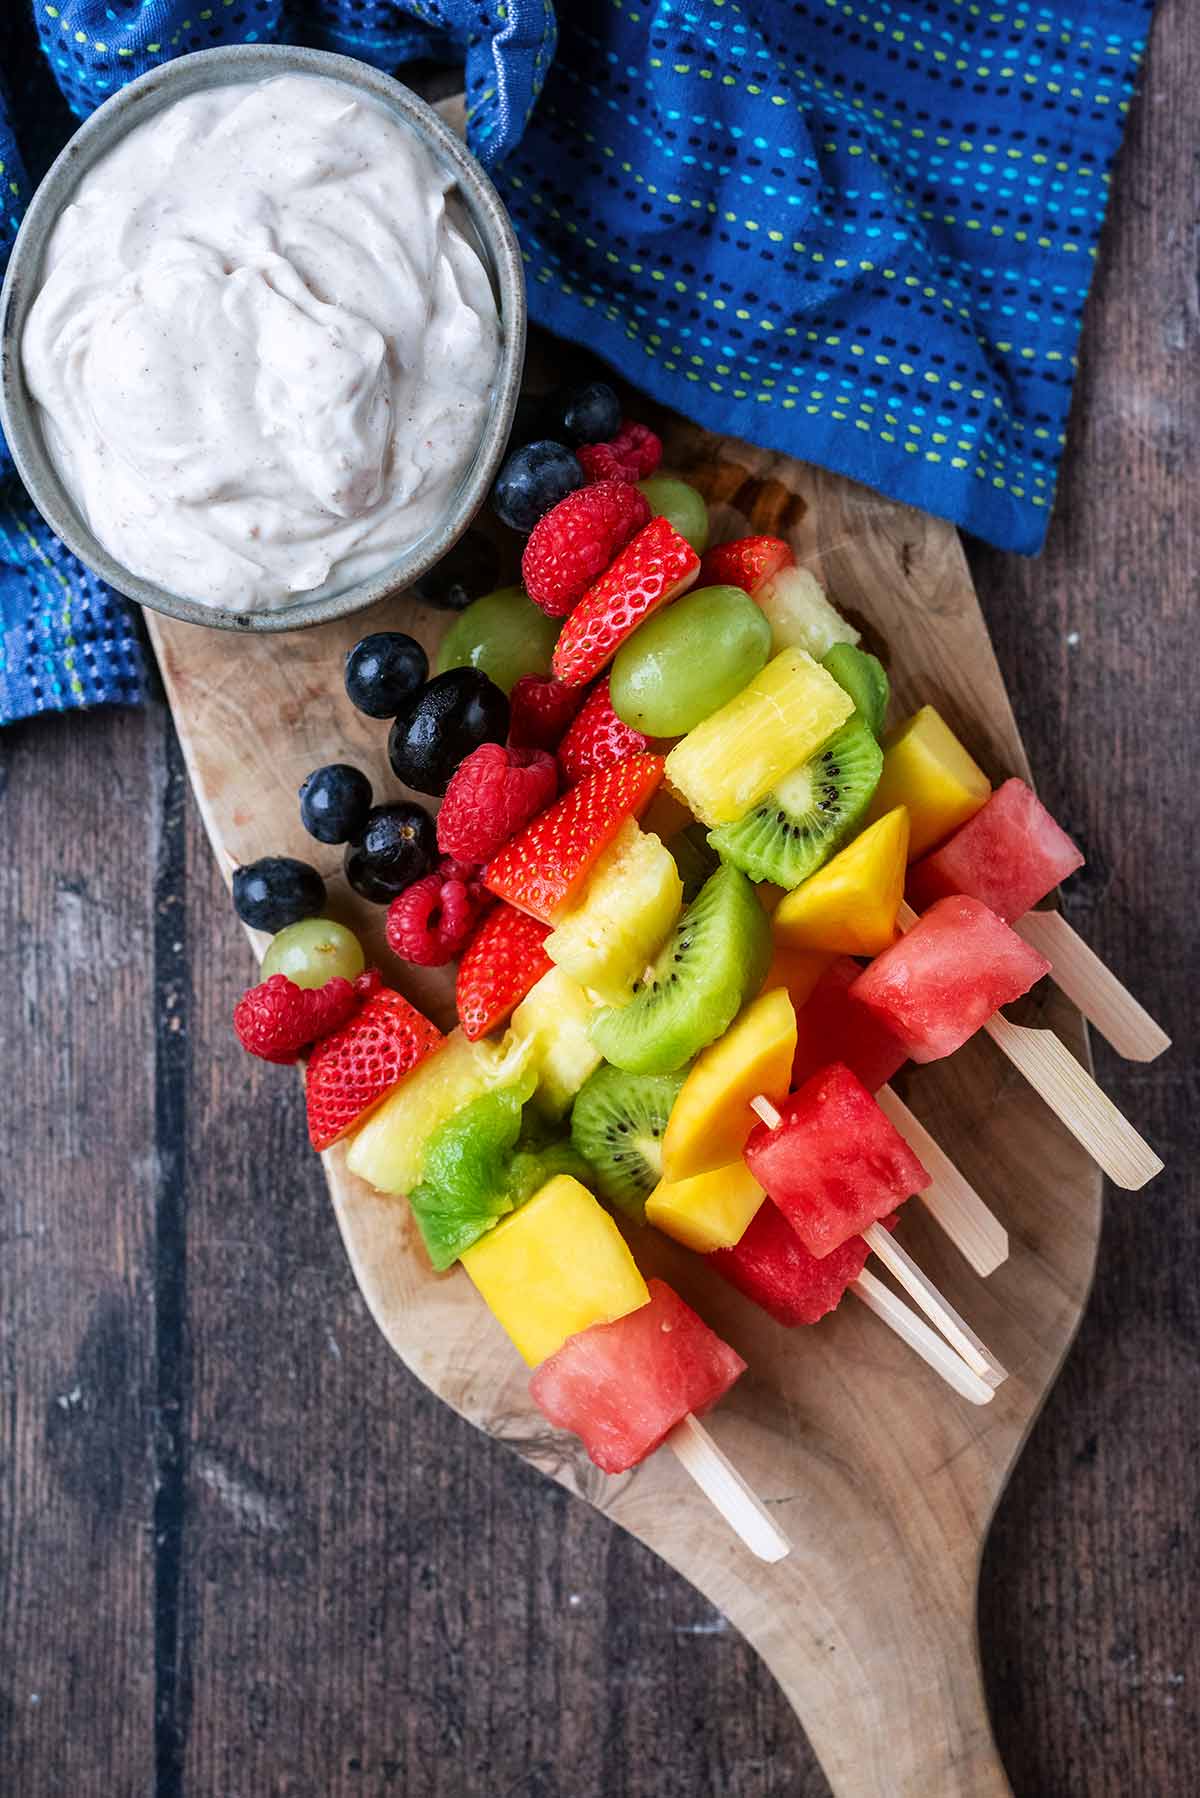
22 74 501 611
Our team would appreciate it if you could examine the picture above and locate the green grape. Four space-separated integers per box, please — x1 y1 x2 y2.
637 475 710 554
434 585 560 694
609 584 771 736
262 918 365 989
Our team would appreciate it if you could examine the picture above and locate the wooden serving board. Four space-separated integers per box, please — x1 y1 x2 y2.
147 406 1102 1798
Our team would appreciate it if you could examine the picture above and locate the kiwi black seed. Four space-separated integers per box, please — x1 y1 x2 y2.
590 864 772 1076
708 716 883 890
570 1065 688 1222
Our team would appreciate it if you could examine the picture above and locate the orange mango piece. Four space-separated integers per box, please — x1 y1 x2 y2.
773 807 910 957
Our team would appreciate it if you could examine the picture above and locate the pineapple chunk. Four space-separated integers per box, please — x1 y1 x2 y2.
773 806 910 956
757 566 860 659
661 986 797 1181
461 1175 649 1366
646 1162 766 1254
509 965 604 1119
865 706 991 859
345 1029 533 1196
665 648 854 827
544 818 682 1004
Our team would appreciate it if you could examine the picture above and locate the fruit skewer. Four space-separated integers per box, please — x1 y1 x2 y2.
881 901 1162 1191
744 1084 1007 1387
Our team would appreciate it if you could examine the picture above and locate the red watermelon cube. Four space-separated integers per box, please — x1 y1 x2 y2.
908 778 1084 923
709 1199 872 1325
743 1063 928 1258
851 894 1052 1063
791 956 908 1093
529 1278 746 1474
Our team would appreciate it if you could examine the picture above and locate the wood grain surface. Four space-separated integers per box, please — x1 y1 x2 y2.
1 5 1195 1795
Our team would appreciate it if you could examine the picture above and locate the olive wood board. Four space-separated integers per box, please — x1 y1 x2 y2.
146 408 1102 1798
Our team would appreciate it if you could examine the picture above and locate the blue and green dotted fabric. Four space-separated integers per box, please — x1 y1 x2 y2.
0 0 1153 724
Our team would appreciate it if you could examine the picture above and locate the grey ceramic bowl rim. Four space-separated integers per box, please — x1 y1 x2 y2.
0 45 526 634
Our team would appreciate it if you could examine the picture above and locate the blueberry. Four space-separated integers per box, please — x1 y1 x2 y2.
491 440 582 534
411 530 501 613
551 381 622 446
299 763 373 845
232 857 325 932
388 668 509 797
344 632 428 720
344 802 437 903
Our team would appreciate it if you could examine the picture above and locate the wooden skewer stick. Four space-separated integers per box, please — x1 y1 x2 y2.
849 1273 995 1406
749 1097 1007 1386
665 1414 792 1563
1013 909 1170 1064
895 903 1164 1192
875 1085 1009 1278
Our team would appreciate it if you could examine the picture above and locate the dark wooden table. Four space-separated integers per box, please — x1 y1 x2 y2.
2 5 1195 1793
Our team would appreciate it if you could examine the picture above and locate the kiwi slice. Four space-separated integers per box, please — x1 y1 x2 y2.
709 717 883 889
666 822 720 903
570 1065 687 1222
821 643 890 739
590 864 771 1075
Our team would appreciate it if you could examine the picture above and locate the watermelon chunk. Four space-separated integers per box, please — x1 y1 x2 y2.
529 1278 746 1473
743 1063 928 1258
851 894 1052 1063
791 956 908 1093
709 1199 871 1325
908 778 1084 923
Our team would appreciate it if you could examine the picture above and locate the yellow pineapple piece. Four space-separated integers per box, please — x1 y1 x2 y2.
661 986 797 1182
509 965 603 1119
646 1162 766 1254
757 565 860 659
544 818 682 1004
865 705 990 859
773 806 910 956
461 1175 649 1365
345 1029 532 1196
665 648 853 827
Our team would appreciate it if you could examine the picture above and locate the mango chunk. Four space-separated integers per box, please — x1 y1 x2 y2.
665 648 853 827
461 1176 649 1366
661 986 797 1182
761 945 835 1012
773 806 910 956
865 706 990 859
646 1162 766 1254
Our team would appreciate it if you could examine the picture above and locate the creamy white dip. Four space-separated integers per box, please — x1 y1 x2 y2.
22 73 501 611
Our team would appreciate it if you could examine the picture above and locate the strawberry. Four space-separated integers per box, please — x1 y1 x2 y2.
551 515 700 689
233 971 367 1065
576 420 663 485
305 987 443 1151
699 534 795 596
557 678 649 787
484 752 665 922
521 479 650 617
437 743 558 864
456 903 553 1040
508 673 585 752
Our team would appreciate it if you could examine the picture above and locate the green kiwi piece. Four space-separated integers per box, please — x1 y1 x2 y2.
821 643 890 739
570 1065 688 1222
666 822 720 903
590 864 772 1075
709 717 884 889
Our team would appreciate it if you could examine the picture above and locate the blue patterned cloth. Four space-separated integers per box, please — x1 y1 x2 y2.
0 1 1153 724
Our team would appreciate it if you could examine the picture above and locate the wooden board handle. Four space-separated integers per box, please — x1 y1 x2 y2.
1014 910 1170 1063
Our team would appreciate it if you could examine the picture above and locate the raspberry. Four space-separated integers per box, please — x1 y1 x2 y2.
508 674 586 752
437 742 558 864
386 860 492 967
233 972 364 1065
521 479 650 617
576 421 663 485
